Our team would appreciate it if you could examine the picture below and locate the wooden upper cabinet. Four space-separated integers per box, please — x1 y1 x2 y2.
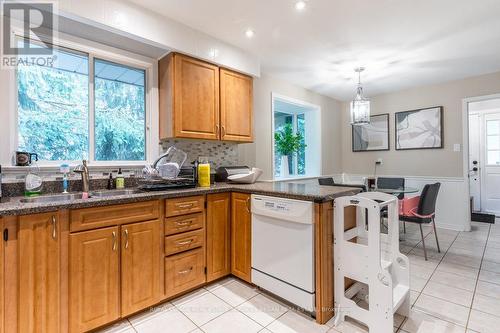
206 193 231 282
230 193 252 283
220 69 253 142
121 220 162 316
69 227 120 333
159 53 254 142
159 53 220 140
17 212 63 333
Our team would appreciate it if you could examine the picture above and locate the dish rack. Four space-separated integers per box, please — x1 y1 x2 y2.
333 191 410 332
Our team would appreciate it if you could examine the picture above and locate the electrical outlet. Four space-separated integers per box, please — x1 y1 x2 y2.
453 144 461 152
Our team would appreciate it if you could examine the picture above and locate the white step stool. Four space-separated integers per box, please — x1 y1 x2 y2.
333 191 410 332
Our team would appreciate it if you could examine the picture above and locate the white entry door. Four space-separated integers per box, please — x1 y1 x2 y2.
469 114 481 211
481 113 500 215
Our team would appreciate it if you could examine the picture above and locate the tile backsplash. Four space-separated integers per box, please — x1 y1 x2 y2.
161 139 239 169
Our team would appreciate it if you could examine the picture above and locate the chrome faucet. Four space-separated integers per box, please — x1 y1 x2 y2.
74 160 90 193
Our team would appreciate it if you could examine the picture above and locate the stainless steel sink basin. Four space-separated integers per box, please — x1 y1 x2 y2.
90 189 143 197
20 193 86 203
19 189 143 203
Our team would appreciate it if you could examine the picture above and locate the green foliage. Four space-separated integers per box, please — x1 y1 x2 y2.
274 123 306 156
17 59 146 161
17 64 89 161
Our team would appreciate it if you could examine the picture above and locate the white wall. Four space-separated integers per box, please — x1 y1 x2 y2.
57 0 260 76
341 71 500 178
239 74 343 180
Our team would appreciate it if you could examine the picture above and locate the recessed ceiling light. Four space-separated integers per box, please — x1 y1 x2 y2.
295 0 306 11
245 29 255 38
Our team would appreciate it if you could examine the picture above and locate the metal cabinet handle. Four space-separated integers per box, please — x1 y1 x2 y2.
215 124 220 137
246 197 251 213
51 215 57 240
178 267 193 274
176 238 194 246
176 219 193 227
178 203 194 209
112 231 117 251
221 126 226 137
124 229 129 249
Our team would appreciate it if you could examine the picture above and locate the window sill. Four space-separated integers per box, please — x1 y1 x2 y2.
2 163 147 174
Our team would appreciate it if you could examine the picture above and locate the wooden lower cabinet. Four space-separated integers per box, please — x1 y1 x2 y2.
206 193 231 282
69 226 120 333
0 212 67 333
165 248 205 297
18 212 63 333
230 193 252 283
121 220 162 317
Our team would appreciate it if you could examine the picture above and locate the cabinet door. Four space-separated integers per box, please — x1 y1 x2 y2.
206 193 231 282
17 212 61 333
173 54 220 140
220 69 253 142
69 227 120 333
230 193 252 282
121 220 162 316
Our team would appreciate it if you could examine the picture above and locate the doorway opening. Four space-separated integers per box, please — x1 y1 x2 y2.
468 97 500 217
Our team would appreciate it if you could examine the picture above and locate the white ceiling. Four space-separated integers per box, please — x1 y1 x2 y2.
129 0 500 101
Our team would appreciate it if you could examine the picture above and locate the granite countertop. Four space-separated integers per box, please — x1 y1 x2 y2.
0 182 362 217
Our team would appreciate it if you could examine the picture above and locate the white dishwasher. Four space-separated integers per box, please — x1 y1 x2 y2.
251 194 315 312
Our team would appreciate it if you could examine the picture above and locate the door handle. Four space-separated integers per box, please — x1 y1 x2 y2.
245 197 251 213
112 231 117 251
51 215 57 240
124 229 129 249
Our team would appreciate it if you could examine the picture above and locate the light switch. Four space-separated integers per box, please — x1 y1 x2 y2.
453 144 461 152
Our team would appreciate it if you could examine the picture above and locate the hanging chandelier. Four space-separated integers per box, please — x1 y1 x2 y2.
350 67 370 125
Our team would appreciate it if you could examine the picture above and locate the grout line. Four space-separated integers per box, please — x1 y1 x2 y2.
404 228 461 326
464 223 492 331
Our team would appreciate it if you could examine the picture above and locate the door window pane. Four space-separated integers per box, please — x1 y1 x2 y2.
488 135 500 151
94 59 146 161
17 41 89 160
487 120 500 136
488 151 500 165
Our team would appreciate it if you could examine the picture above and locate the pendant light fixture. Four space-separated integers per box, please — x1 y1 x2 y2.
350 67 370 124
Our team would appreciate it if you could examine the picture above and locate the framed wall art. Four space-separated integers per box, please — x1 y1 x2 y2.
395 106 443 150
352 113 390 152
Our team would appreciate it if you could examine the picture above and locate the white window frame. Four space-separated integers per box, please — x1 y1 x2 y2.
271 93 322 180
9 27 158 168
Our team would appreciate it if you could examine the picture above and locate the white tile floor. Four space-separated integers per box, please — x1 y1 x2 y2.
98 221 500 333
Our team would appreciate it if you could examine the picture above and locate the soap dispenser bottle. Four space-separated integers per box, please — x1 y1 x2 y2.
116 168 125 189
25 160 42 197
197 157 211 188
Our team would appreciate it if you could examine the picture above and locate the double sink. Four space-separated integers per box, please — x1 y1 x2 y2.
20 189 143 203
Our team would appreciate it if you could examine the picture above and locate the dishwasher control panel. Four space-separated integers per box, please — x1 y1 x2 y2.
251 195 314 224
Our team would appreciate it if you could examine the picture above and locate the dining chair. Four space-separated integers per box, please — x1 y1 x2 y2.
399 183 441 260
318 177 367 191
377 177 405 200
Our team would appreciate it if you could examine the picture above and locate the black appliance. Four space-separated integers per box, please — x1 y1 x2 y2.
215 166 250 182
138 166 197 191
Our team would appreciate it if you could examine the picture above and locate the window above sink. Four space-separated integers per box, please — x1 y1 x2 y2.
2 31 158 168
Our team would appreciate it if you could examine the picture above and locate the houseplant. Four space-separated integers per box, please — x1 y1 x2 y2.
274 123 306 177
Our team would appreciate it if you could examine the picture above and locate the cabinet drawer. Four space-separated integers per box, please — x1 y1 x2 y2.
165 248 205 297
165 212 204 235
165 196 204 217
165 229 204 256
70 200 160 232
